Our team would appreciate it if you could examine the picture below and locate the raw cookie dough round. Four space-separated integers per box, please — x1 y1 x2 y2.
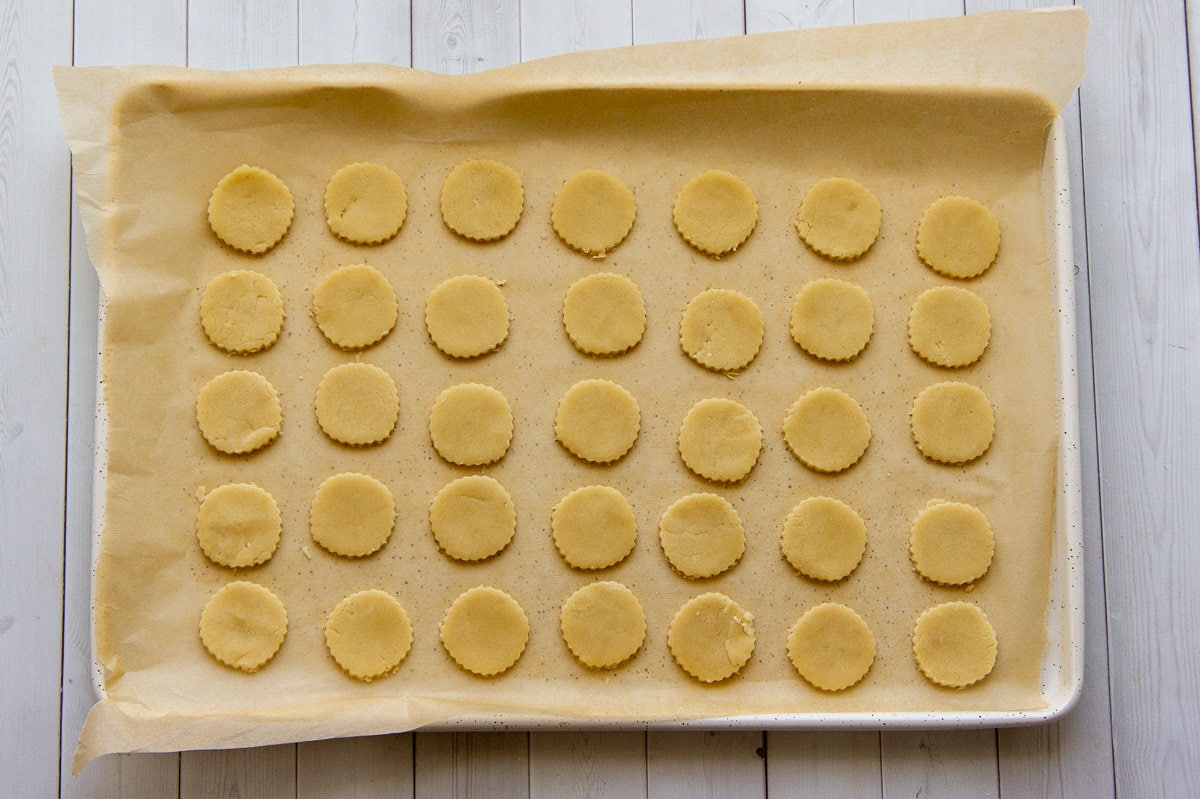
780 496 867 582
430 475 516 562
679 288 764 373
910 500 995 586
790 278 874 362
324 589 413 681
207 165 294 255
910 382 994 464
440 159 524 241
562 272 646 356
908 285 991 368
658 493 745 579
310 472 396 558
551 169 637 256
673 170 758 256
196 370 282 455
314 362 399 446
440 586 530 676
312 263 398 350
783 387 871 473
667 592 755 683
677 398 763 483
429 383 513 466
917 196 1001 279
554 379 640 464
551 485 637 570
425 275 509 358
912 601 998 688
196 483 281 569
324 162 408 244
199 581 288 672
560 581 647 669
200 270 285 354
787 602 876 691
795 177 882 261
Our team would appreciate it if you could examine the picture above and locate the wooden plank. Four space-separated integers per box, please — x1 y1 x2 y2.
854 0 964 24
745 0 853 31
179 745 297 797
632 0 745 44
299 0 413 66
411 0 520 73
881 730 998 798
528 732 647 798
766 731 883 798
187 0 299 69
646 731 765 799
413 732 529 798
520 0 633 61
298 735 414 799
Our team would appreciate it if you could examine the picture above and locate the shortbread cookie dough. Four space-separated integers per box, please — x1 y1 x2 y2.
562 272 646 356
207 165 294 255
425 275 509 358
910 500 995 586
440 586 530 676
429 383 513 466
196 370 282 455
551 485 637 570
430 475 516 562
908 286 991 368
911 382 994 464
310 472 396 558
551 169 637 256
199 581 288 673
312 263 398 350
555 379 640 464
658 493 745 579
667 592 755 683
560 581 647 669
780 496 867 582
790 278 874 362
679 288 764 372
200 270 285 354
196 483 281 569
912 602 998 688
788 603 875 691
783 387 871 473
917 196 1001 279
324 162 408 244
673 170 758 256
314 362 399 446
324 589 413 681
440 159 524 241
795 177 882 261
677 398 763 483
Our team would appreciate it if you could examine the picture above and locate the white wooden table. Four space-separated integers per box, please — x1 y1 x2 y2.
2 1 1196 796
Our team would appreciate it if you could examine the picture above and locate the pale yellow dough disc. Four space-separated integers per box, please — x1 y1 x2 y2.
196 370 282 455
324 162 408 244
912 601 998 688
551 485 638 570
917 196 1001 279
560 581 647 669
555 379 640 464
440 159 524 241
310 472 396 558
196 483 281 569
790 278 874 362
787 602 876 691
783 387 871 473
314 362 399 446
677 398 763 483
207 165 294 255
562 272 646 356
430 475 516 562
908 286 991 368
911 382 994 464
551 170 636 256
313 263 398 350
910 500 995 586
425 275 510 358
440 586 530 676
429 383 513 466
199 581 288 672
679 288 764 373
795 177 882 261
200 270 285 354
780 496 867 582
667 592 755 683
658 493 745 579
673 170 758 256
324 589 413 681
